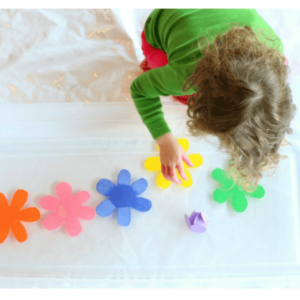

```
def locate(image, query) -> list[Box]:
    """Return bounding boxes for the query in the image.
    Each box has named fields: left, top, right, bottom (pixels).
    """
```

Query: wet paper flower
left=40, top=183, right=95, bottom=237
left=96, top=169, right=151, bottom=226
left=0, top=190, right=40, bottom=243
left=212, top=168, right=265, bottom=212
left=144, top=138, right=203, bottom=189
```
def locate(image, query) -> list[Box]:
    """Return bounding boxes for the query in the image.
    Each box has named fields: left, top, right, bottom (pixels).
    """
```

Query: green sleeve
left=130, top=64, right=191, bottom=140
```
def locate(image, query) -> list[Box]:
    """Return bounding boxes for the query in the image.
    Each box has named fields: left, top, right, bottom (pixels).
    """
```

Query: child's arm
left=130, top=65, right=194, bottom=183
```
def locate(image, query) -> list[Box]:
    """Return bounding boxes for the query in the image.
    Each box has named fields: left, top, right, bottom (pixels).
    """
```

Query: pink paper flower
left=40, top=182, right=95, bottom=237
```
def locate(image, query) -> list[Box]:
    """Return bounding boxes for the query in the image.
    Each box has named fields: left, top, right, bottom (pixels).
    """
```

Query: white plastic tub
left=0, top=9, right=300, bottom=288
left=0, top=103, right=300, bottom=288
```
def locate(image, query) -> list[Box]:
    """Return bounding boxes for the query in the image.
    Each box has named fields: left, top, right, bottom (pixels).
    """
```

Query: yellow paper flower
left=144, top=138, right=203, bottom=189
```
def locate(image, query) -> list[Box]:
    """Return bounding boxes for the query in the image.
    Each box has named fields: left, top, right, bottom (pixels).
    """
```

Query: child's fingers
left=166, top=166, right=172, bottom=181
left=182, top=153, right=194, bottom=167
left=169, top=165, right=182, bottom=184
left=177, top=162, right=188, bottom=181
left=162, top=164, right=170, bottom=181
left=162, top=164, right=166, bottom=176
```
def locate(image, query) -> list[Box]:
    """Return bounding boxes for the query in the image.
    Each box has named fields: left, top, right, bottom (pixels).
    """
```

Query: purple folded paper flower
left=185, top=211, right=209, bottom=233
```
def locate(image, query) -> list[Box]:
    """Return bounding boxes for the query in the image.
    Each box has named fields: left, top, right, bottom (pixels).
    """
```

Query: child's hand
left=156, top=133, right=193, bottom=184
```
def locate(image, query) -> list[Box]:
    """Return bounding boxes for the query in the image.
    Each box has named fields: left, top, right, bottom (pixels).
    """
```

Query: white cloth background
left=0, top=9, right=300, bottom=288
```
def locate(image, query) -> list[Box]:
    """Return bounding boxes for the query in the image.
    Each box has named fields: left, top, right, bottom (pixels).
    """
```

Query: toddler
left=130, top=9, right=296, bottom=190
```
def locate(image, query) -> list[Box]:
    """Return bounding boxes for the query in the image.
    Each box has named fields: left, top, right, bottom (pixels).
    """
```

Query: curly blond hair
left=183, top=24, right=296, bottom=191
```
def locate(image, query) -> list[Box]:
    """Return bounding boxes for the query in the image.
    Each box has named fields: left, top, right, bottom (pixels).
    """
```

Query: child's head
left=183, top=25, right=296, bottom=190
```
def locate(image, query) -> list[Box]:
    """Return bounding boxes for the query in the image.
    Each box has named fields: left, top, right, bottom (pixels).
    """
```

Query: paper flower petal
left=180, top=169, right=193, bottom=188
left=185, top=214, right=191, bottom=227
left=245, top=185, right=265, bottom=198
left=43, top=212, right=64, bottom=230
left=156, top=172, right=172, bottom=189
left=39, top=195, right=60, bottom=211
left=0, top=193, right=9, bottom=210
left=65, top=217, right=82, bottom=237
left=18, top=207, right=41, bottom=222
left=131, top=197, right=152, bottom=212
left=72, top=191, right=90, bottom=206
left=96, top=179, right=117, bottom=197
left=117, top=207, right=131, bottom=226
left=212, top=168, right=230, bottom=185
left=96, top=199, right=116, bottom=217
left=232, top=190, right=248, bottom=212
left=188, top=212, right=199, bottom=225
left=56, top=182, right=72, bottom=200
left=131, top=178, right=148, bottom=195
left=77, top=206, right=95, bottom=220
left=144, top=156, right=161, bottom=172
left=200, top=212, right=209, bottom=224
left=11, top=221, right=27, bottom=242
left=191, top=216, right=207, bottom=233
left=118, top=169, right=131, bottom=186
left=178, top=138, right=189, bottom=152
left=213, top=188, right=232, bottom=203
left=10, top=190, right=28, bottom=211
left=191, top=225, right=207, bottom=233
left=0, top=224, right=10, bottom=244
left=186, top=153, right=203, bottom=168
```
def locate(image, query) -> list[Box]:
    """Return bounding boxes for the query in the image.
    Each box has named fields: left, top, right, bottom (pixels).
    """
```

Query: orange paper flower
left=0, top=190, right=40, bottom=243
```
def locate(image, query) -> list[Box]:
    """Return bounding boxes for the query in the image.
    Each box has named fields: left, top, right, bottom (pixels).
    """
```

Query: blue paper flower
left=96, top=169, right=152, bottom=226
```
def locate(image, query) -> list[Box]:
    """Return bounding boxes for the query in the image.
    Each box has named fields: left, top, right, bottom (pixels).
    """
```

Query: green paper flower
left=212, top=168, right=265, bottom=212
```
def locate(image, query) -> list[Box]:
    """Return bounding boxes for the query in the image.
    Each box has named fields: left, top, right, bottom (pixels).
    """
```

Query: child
left=130, top=9, right=296, bottom=190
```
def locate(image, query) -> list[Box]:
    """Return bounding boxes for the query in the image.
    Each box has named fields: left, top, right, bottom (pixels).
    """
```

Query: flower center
left=57, top=206, right=67, bottom=218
